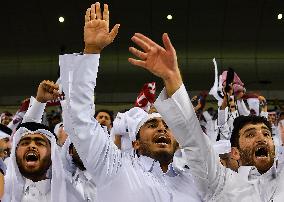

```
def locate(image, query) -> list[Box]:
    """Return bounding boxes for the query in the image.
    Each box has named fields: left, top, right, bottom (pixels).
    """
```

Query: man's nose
left=157, top=123, right=167, bottom=133
left=28, top=141, right=37, bottom=148
left=256, top=131, right=268, bottom=142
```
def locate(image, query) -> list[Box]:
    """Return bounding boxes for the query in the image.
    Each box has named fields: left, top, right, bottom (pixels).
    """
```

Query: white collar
left=138, top=155, right=177, bottom=176
left=238, top=164, right=277, bottom=181
left=24, top=178, right=51, bottom=195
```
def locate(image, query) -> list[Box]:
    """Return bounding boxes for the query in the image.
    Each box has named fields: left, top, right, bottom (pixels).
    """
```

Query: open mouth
left=153, top=135, right=171, bottom=146
left=254, top=146, right=268, bottom=159
left=25, top=151, right=39, bottom=163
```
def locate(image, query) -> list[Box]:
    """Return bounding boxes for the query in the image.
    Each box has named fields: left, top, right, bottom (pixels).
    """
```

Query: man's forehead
left=240, top=123, right=269, bottom=133
left=20, top=133, right=48, bottom=141
left=97, top=112, right=110, bottom=117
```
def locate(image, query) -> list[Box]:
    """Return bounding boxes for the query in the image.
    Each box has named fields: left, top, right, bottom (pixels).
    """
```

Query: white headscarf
left=135, top=113, right=162, bottom=136
left=3, top=126, right=67, bottom=202
left=61, top=137, right=76, bottom=173
left=111, top=108, right=162, bottom=152
left=54, top=122, right=63, bottom=138
left=111, top=107, right=147, bottom=152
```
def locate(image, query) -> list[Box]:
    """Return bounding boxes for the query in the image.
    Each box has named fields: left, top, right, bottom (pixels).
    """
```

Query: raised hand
left=128, top=33, right=182, bottom=96
left=36, top=80, right=60, bottom=103
left=258, top=95, right=267, bottom=112
left=84, top=2, right=120, bottom=54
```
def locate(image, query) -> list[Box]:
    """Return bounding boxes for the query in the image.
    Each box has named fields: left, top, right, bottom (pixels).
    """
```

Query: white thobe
left=22, top=178, right=51, bottom=202
left=217, top=107, right=238, bottom=140
left=202, top=111, right=218, bottom=142
left=154, top=83, right=284, bottom=202
left=65, top=168, right=97, bottom=201
left=59, top=54, right=202, bottom=202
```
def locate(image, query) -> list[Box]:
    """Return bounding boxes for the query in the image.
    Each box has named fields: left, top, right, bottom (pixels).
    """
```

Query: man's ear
left=230, top=147, right=240, bottom=161
left=132, top=140, right=140, bottom=151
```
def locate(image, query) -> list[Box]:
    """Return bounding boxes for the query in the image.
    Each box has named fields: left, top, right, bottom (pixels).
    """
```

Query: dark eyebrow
left=144, top=118, right=168, bottom=128
left=19, top=136, right=32, bottom=142
left=33, top=137, right=48, bottom=143
left=243, top=126, right=270, bottom=135
left=261, top=126, right=270, bottom=131
left=19, top=136, right=48, bottom=143
left=243, top=128, right=256, bottom=134
left=3, top=137, right=10, bottom=142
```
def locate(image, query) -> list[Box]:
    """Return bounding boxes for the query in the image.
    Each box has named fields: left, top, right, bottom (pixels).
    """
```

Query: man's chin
left=152, top=147, right=173, bottom=156
left=253, top=157, right=274, bottom=173
left=152, top=149, right=174, bottom=162
left=153, top=143, right=172, bottom=149
left=24, top=161, right=40, bottom=169
left=23, top=165, right=41, bottom=174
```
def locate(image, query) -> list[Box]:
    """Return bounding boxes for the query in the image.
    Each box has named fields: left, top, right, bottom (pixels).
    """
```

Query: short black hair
left=94, top=109, right=114, bottom=124
left=230, top=115, right=272, bottom=148
left=17, top=122, right=58, bottom=142
left=136, top=130, right=141, bottom=140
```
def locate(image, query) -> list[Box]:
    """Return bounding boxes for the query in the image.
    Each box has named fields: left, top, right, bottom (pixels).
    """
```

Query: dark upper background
left=0, top=0, right=284, bottom=105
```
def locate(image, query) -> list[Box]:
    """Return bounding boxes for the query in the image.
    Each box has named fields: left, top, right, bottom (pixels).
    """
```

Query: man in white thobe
left=2, top=81, right=85, bottom=202
left=58, top=2, right=202, bottom=202
left=127, top=29, right=284, bottom=201
left=15, top=80, right=98, bottom=202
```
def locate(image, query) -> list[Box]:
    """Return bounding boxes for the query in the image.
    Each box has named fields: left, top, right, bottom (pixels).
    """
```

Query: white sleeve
left=217, top=108, right=227, bottom=126
left=202, top=111, right=212, bottom=122
left=60, top=54, right=122, bottom=186
left=237, top=99, right=250, bottom=116
left=222, top=110, right=238, bottom=140
left=22, top=96, right=46, bottom=123
left=7, top=111, right=25, bottom=131
left=218, top=123, right=231, bottom=140
left=203, top=111, right=217, bottom=142
left=154, top=84, right=226, bottom=200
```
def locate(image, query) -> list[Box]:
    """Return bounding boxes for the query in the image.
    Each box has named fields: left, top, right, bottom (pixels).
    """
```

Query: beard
left=239, top=148, right=255, bottom=166
left=239, top=146, right=275, bottom=174
left=138, top=141, right=178, bottom=165
left=16, top=154, right=51, bottom=181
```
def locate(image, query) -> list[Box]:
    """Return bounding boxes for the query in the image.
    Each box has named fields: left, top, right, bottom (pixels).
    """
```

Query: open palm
left=128, top=33, right=179, bottom=81
left=84, top=3, right=119, bottom=53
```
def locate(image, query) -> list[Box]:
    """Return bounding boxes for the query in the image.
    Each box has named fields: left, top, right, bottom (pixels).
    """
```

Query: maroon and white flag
left=134, top=82, right=156, bottom=112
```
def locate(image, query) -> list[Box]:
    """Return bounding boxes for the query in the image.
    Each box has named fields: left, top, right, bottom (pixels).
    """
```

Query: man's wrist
left=84, top=45, right=101, bottom=54
left=163, top=70, right=182, bottom=97
left=35, top=96, right=46, bottom=103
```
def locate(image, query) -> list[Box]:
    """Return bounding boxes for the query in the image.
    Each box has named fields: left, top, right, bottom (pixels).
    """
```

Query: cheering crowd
left=0, top=2, right=283, bottom=202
